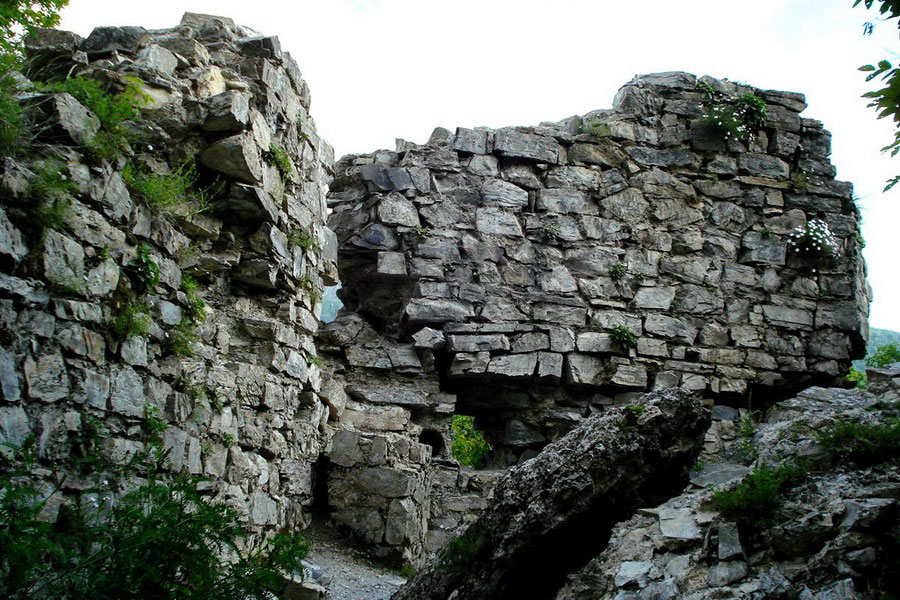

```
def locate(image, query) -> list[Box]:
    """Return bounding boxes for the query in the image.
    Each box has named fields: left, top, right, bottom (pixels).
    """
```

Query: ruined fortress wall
left=0, top=14, right=335, bottom=533
left=0, top=13, right=873, bottom=571
left=327, top=72, right=870, bottom=466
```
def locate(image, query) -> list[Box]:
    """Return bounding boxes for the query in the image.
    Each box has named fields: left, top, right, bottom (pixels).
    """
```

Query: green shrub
left=289, top=228, right=319, bottom=252
left=407, top=225, right=431, bottom=240
left=713, top=462, right=807, bottom=527
left=0, top=450, right=309, bottom=600
left=125, top=243, right=160, bottom=293
left=123, top=158, right=207, bottom=212
left=538, top=222, right=561, bottom=242
left=625, top=404, right=646, bottom=418
left=450, top=415, right=491, bottom=468
left=111, top=301, right=151, bottom=341
left=168, top=318, right=199, bottom=357
left=846, top=366, right=868, bottom=389
left=181, top=275, right=207, bottom=324
left=268, top=143, right=292, bottom=182
left=29, top=159, right=75, bottom=231
left=610, top=325, right=637, bottom=351
left=866, top=343, right=900, bottom=368
left=816, top=418, right=900, bottom=466
left=608, top=262, right=627, bottom=281
left=585, top=121, right=610, bottom=137
left=439, top=534, right=489, bottom=571
left=44, top=75, right=143, bottom=131
left=42, top=75, right=148, bottom=159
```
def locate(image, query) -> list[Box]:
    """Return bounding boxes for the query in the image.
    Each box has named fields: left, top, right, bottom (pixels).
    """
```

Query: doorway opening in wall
left=450, top=414, right=492, bottom=468
left=311, top=455, right=331, bottom=516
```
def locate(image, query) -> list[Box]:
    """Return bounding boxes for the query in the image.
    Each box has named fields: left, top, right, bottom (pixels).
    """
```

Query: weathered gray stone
left=611, top=364, right=648, bottom=389
left=718, top=521, right=743, bottom=560
left=81, top=25, right=148, bottom=54
left=739, top=153, right=790, bottom=178
left=0, top=405, right=30, bottom=451
left=707, top=560, right=749, bottom=586
left=203, top=90, right=250, bottom=132
left=615, top=561, right=653, bottom=588
left=43, top=232, right=85, bottom=291
left=658, top=507, right=702, bottom=541
left=486, top=353, right=538, bottom=379
left=109, top=366, right=146, bottom=417
left=565, top=353, right=604, bottom=385
left=482, top=179, right=528, bottom=208
left=0, top=208, right=27, bottom=264
left=448, top=334, right=510, bottom=353
left=633, top=287, right=676, bottom=310
left=511, top=332, right=549, bottom=353
left=341, top=401, right=409, bottom=431
left=200, top=133, right=264, bottom=183
left=0, top=346, right=20, bottom=402
left=352, top=223, right=399, bottom=250
left=30, top=93, right=100, bottom=147
left=576, top=332, right=614, bottom=353
left=360, top=164, right=415, bottom=192
left=23, top=351, right=68, bottom=402
left=136, top=44, right=178, bottom=76
left=475, top=207, right=523, bottom=237
left=377, top=251, right=407, bottom=276
left=762, top=305, right=813, bottom=329
left=358, top=467, right=417, bottom=497
left=493, top=129, right=560, bottom=163
left=601, top=188, right=649, bottom=224
left=405, top=298, right=475, bottom=324
left=536, top=189, right=596, bottom=215
left=452, top=127, right=488, bottom=154
left=412, top=327, right=445, bottom=350
left=644, top=314, right=698, bottom=344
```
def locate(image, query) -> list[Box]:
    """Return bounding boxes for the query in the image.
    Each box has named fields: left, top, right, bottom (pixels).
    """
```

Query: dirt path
left=305, top=520, right=408, bottom=600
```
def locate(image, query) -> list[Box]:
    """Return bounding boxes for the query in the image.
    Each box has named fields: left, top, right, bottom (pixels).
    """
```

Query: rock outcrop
left=0, top=13, right=334, bottom=535
left=556, top=365, right=900, bottom=600
left=393, top=389, right=711, bottom=600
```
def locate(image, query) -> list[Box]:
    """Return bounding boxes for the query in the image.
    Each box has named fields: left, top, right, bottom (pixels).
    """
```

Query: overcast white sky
left=59, top=0, right=900, bottom=332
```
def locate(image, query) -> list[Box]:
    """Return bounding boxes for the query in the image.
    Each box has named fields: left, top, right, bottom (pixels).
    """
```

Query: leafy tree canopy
left=856, top=0, right=900, bottom=190
left=0, top=0, right=68, bottom=55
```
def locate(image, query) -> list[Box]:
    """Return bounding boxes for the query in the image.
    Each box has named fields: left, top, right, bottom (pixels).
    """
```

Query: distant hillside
left=853, top=327, right=900, bottom=369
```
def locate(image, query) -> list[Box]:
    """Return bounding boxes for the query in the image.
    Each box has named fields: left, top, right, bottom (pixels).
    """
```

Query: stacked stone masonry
left=0, top=14, right=336, bottom=537
left=328, top=71, right=870, bottom=466
left=0, top=11, right=875, bottom=579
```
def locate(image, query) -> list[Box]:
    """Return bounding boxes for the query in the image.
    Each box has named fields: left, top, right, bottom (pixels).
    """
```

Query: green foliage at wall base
left=713, top=462, right=807, bottom=528
left=0, top=444, right=309, bottom=600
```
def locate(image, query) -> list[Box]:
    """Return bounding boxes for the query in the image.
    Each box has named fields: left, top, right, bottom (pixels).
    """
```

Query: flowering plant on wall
left=787, top=219, right=840, bottom=271
left=698, top=81, right=768, bottom=141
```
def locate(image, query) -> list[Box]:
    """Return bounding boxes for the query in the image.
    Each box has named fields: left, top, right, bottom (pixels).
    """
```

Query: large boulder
left=393, top=389, right=710, bottom=600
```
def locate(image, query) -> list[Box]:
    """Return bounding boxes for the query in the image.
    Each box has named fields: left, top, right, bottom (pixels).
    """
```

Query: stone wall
left=0, top=14, right=335, bottom=534
left=317, top=313, right=454, bottom=564
left=327, top=71, right=870, bottom=465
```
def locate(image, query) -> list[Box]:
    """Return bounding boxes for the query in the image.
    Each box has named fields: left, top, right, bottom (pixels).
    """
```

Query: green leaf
left=860, top=64, right=877, bottom=71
